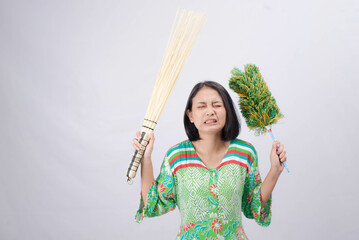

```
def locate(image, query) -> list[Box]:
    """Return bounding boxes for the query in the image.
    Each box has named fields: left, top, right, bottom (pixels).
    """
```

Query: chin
left=199, top=126, right=224, bottom=135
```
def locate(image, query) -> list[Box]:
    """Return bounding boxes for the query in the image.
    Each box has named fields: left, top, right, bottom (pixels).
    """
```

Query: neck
left=192, top=133, right=228, bottom=155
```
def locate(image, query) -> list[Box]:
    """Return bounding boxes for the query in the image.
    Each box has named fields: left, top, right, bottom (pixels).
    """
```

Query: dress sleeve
left=241, top=147, right=272, bottom=227
left=135, top=152, right=176, bottom=223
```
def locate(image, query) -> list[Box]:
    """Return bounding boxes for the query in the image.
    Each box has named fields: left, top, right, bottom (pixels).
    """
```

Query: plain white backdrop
left=1, top=0, right=358, bottom=239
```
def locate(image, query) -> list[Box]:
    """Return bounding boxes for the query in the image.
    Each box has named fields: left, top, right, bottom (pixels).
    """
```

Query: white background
left=1, top=0, right=358, bottom=239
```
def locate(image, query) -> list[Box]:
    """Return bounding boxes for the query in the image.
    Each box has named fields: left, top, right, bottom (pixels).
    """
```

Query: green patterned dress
left=135, top=139, right=272, bottom=240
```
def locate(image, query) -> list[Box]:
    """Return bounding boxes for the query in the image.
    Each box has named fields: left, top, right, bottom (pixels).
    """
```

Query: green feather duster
left=229, top=64, right=284, bottom=135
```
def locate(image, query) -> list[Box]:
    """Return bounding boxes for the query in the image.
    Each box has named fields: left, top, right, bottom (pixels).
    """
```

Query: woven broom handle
left=126, top=131, right=151, bottom=183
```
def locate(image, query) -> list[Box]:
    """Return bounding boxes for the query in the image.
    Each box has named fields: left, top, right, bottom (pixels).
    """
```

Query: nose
left=206, top=107, right=215, bottom=116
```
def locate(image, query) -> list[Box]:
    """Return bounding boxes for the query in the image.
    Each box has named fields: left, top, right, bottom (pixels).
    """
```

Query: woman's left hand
left=270, top=140, right=287, bottom=174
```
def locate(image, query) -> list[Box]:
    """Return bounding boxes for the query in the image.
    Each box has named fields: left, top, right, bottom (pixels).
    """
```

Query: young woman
left=133, top=81, right=287, bottom=239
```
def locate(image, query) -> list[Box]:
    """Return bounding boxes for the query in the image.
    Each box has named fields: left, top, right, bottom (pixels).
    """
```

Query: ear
left=186, top=109, right=193, bottom=123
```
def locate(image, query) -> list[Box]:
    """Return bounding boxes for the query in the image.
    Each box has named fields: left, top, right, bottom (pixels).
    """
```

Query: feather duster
left=229, top=64, right=289, bottom=172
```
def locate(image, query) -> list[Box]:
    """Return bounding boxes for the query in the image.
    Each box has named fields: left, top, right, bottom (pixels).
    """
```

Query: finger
left=277, top=144, right=284, bottom=155
left=133, top=142, right=140, bottom=151
left=279, top=150, right=286, bottom=159
left=133, top=137, right=141, bottom=145
left=136, top=131, right=141, bottom=138
left=133, top=137, right=143, bottom=148
left=272, top=140, right=280, bottom=151
left=279, top=144, right=284, bottom=152
left=280, top=156, right=287, bottom=163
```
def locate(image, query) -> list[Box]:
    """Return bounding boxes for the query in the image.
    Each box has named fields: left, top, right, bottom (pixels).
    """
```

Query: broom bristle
left=229, top=64, right=284, bottom=135
left=144, top=9, right=206, bottom=129
left=127, top=9, right=206, bottom=182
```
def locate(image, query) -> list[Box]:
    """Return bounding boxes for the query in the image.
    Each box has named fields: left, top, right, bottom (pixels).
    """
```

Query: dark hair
left=183, top=81, right=241, bottom=141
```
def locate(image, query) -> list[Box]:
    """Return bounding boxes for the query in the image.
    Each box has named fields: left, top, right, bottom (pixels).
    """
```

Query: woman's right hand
left=133, top=131, right=155, bottom=162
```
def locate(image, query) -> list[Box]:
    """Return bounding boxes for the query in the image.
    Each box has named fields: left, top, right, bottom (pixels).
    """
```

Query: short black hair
left=183, top=81, right=241, bottom=141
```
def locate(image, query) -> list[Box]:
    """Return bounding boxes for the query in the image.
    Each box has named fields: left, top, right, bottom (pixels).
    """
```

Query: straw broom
left=229, top=64, right=290, bottom=172
left=126, top=9, right=207, bottom=183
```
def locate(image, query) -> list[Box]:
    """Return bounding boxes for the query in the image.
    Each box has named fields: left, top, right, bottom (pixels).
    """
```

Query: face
left=186, top=86, right=226, bottom=137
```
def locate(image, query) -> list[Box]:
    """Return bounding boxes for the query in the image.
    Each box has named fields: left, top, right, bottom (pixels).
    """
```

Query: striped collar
left=167, top=139, right=255, bottom=174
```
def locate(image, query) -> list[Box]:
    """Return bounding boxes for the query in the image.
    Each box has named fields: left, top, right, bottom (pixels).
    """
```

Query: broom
left=126, top=9, right=207, bottom=183
left=229, top=64, right=290, bottom=173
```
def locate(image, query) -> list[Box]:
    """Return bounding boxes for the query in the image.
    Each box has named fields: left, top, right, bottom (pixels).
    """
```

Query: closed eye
left=212, top=101, right=223, bottom=108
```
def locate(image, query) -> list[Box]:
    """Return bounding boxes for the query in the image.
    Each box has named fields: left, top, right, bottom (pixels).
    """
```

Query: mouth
left=204, top=119, right=217, bottom=124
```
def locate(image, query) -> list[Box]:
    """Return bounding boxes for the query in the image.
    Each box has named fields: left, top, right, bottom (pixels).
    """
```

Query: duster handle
left=268, top=128, right=290, bottom=173
left=126, top=131, right=151, bottom=183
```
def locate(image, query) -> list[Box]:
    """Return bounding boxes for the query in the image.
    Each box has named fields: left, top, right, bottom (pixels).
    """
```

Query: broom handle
left=268, top=129, right=290, bottom=173
left=126, top=131, right=151, bottom=183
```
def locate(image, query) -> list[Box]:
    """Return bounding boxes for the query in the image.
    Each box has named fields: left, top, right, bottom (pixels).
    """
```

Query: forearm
left=141, top=157, right=155, bottom=204
left=260, top=168, right=281, bottom=208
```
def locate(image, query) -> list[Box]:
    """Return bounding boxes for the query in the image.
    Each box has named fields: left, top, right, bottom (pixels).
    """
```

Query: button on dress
left=135, top=139, right=272, bottom=240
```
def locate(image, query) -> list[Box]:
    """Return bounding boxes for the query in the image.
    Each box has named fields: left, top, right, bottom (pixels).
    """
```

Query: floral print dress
left=135, top=139, right=272, bottom=240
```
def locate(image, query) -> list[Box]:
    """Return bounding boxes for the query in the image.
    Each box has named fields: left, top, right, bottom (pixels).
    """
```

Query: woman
left=133, top=81, right=287, bottom=239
